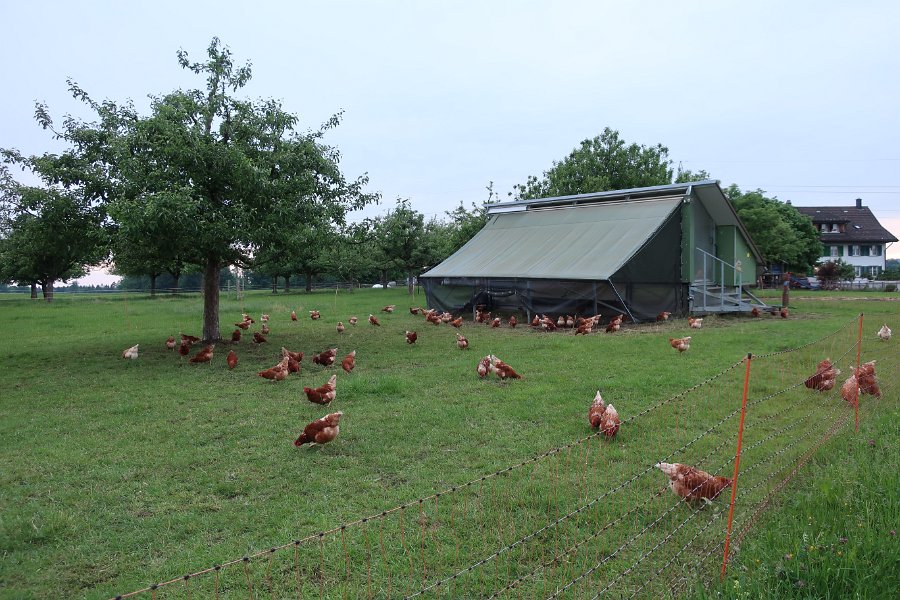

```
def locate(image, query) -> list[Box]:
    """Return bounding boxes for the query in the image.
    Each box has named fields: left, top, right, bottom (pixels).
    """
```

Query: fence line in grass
left=111, top=314, right=895, bottom=599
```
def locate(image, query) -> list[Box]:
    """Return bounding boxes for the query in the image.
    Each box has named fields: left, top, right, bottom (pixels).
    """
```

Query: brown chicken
left=477, top=355, right=492, bottom=378
left=855, top=360, right=881, bottom=398
left=258, top=356, right=289, bottom=381
left=574, top=322, right=593, bottom=336
left=260, top=323, right=270, bottom=335
left=312, top=348, right=337, bottom=367
left=341, top=350, right=356, bottom=374
left=508, top=315, right=517, bottom=328
left=382, top=305, right=395, bottom=313
left=179, top=341, right=190, bottom=357
left=290, top=310, right=297, bottom=321
left=231, top=329, right=241, bottom=342
left=281, top=347, right=304, bottom=363
left=669, top=336, right=691, bottom=353
left=348, top=316, right=358, bottom=325
left=165, top=336, right=176, bottom=350
left=541, top=316, right=557, bottom=331
left=531, top=315, right=541, bottom=327
left=252, top=332, right=268, bottom=344
left=688, top=317, right=703, bottom=329
left=235, top=320, right=251, bottom=330
left=304, top=374, right=337, bottom=404
left=491, top=317, right=501, bottom=328
left=450, top=316, right=463, bottom=328
left=189, top=344, right=215, bottom=364
left=456, top=333, right=469, bottom=349
left=557, top=315, right=566, bottom=329
left=294, top=411, right=343, bottom=447
left=410, top=306, right=423, bottom=315
left=181, top=333, right=201, bottom=345
left=309, top=310, right=321, bottom=320
left=780, top=307, right=789, bottom=318
left=122, top=344, right=139, bottom=360
left=804, top=358, right=841, bottom=391
left=588, top=390, right=607, bottom=428
left=491, top=356, right=523, bottom=380
left=840, top=374, right=859, bottom=406
left=750, top=307, right=761, bottom=318
left=405, top=331, right=417, bottom=344
left=226, top=350, right=238, bottom=369
left=368, top=314, right=381, bottom=326
left=261, top=313, right=269, bottom=323
left=288, top=357, right=301, bottom=374
left=605, top=320, right=621, bottom=333
left=588, top=391, right=620, bottom=438
left=242, top=313, right=255, bottom=324
left=656, top=311, right=671, bottom=322
left=655, top=462, right=732, bottom=503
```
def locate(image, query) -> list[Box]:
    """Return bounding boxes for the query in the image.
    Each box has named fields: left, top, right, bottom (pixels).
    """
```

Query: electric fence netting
left=114, top=315, right=895, bottom=599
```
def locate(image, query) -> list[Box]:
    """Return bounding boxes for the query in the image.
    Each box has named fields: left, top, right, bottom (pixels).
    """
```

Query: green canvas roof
left=421, top=196, right=683, bottom=280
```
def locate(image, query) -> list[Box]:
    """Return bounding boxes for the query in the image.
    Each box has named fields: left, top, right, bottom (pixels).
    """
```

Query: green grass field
left=0, top=288, right=896, bottom=599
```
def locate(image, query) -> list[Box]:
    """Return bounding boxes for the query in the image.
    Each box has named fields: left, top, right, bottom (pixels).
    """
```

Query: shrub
left=885, top=284, right=897, bottom=292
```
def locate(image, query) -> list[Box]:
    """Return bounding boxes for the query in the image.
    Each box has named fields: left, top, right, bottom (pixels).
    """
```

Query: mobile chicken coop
left=420, top=180, right=767, bottom=322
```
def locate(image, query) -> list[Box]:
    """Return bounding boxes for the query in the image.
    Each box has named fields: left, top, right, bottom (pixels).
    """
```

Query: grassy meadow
left=0, top=288, right=896, bottom=599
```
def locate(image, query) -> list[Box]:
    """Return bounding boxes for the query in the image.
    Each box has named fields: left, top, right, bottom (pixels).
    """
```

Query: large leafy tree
left=512, top=127, right=674, bottom=199
left=724, top=185, right=822, bottom=271
left=33, top=38, right=375, bottom=339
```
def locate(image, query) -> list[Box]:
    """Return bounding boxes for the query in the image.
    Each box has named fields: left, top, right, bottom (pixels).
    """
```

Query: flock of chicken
left=119, top=306, right=891, bottom=505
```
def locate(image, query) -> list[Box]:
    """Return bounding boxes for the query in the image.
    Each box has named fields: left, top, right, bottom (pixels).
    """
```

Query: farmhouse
left=421, top=180, right=766, bottom=321
left=794, top=199, right=897, bottom=278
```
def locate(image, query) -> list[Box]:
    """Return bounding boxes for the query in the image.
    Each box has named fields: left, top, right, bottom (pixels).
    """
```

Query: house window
left=851, top=245, right=861, bottom=256
left=860, top=245, right=870, bottom=256
left=829, top=245, right=839, bottom=257
left=820, top=223, right=828, bottom=233
left=854, top=266, right=862, bottom=278
left=872, top=245, right=882, bottom=256
left=870, top=266, right=881, bottom=277
left=831, top=223, right=840, bottom=233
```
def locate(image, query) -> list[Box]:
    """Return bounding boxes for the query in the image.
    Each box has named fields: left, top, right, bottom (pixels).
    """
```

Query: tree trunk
left=172, top=272, right=181, bottom=292
left=271, top=276, right=278, bottom=294
left=381, top=269, right=387, bottom=288
left=284, top=275, right=291, bottom=293
left=30, top=282, right=37, bottom=299
left=150, top=273, right=157, bottom=297
left=42, top=280, right=54, bottom=303
left=407, top=269, right=414, bottom=295
left=305, top=270, right=313, bottom=292
left=202, top=257, right=221, bottom=342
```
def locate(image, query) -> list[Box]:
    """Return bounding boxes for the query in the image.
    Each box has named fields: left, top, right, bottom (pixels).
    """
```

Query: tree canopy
left=724, top=185, right=822, bottom=271
left=11, top=38, right=377, bottom=336
left=512, top=128, right=674, bottom=200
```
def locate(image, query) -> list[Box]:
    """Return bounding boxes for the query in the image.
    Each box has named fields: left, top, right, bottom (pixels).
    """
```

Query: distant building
left=795, top=199, right=897, bottom=278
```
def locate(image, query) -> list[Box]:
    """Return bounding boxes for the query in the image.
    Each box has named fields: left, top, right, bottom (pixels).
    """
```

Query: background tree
left=442, top=181, right=500, bottom=254
left=816, top=259, right=855, bottom=289
left=724, top=185, right=822, bottom=271
left=512, top=127, right=674, bottom=199
left=0, top=168, right=107, bottom=301
left=37, top=38, right=376, bottom=339
left=375, top=198, right=438, bottom=295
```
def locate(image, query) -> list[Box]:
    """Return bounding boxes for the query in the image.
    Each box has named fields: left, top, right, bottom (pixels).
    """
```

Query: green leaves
left=512, top=127, right=674, bottom=200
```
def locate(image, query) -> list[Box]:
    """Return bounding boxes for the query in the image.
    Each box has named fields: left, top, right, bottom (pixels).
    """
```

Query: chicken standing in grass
left=450, top=316, right=463, bottom=328
left=780, top=307, right=789, bottom=318
left=669, top=336, right=691, bottom=353
left=588, top=391, right=620, bottom=438
left=309, top=310, right=321, bottom=320
left=804, top=358, right=841, bottom=392
left=750, top=307, right=761, bottom=318
left=165, top=336, right=177, bottom=350
left=181, top=333, right=201, bottom=346
left=508, top=315, right=517, bottom=328
left=477, top=355, right=492, bottom=378
left=258, top=356, right=289, bottom=381
left=226, top=350, right=238, bottom=370
left=855, top=360, right=881, bottom=398
left=122, top=344, right=139, bottom=359
left=281, top=347, right=304, bottom=363
left=456, top=333, right=469, bottom=349
left=490, top=356, right=523, bottom=380
left=341, top=350, right=356, bottom=374
left=369, top=314, right=381, bottom=326
left=304, top=374, right=337, bottom=404
left=491, top=317, right=501, bottom=328
left=655, top=462, right=732, bottom=503
left=260, top=323, right=270, bottom=335
left=290, top=310, right=297, bottom=321
left=179, top=341, right=190, bottom=358
left=189, top=344, right=215, bottom=364
left=261, top=313, right=269, bottom=323
left=235, top=320, right=251, bottom=330
left=231, top=329, right=241, bottom=342
left=349, top=316, right=358, bottom=325
left=656, top=311, right=671, bottom=322
left=688, top=317, right=703, bottom=329
left=382, top=305, right=395, bottom=313
left=294, top=411, right=343, bottom=447
left=312, top=348, right=337, bottom=367
left=405, top=331, right=417, bottom=344
left=336, top=321, right=345, bottom=334
left=877, top=324, right=891, bottom=341
left=252, top=332, right=268, bottom=344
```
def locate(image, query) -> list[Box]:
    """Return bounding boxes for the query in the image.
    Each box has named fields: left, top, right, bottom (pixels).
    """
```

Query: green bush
left=885, top=284, right=897, bottom=292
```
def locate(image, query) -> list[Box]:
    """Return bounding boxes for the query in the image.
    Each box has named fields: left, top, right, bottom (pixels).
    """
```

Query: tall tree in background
left=724, top=185, right=822, bottom=271
left=512, top=128, right=674, bottom=199
left=30, top=38, right=375, bottom=339
left=375, top=198, right=437, bottom=295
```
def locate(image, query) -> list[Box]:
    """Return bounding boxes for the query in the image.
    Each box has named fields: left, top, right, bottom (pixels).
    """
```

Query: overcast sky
left=2, top=1, right=899, bottom=284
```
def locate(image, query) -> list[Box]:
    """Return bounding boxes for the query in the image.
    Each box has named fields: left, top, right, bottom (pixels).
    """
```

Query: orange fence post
left=721, top=353, right=752, bottom=581
left=855, top=313, right=864, bottom=432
